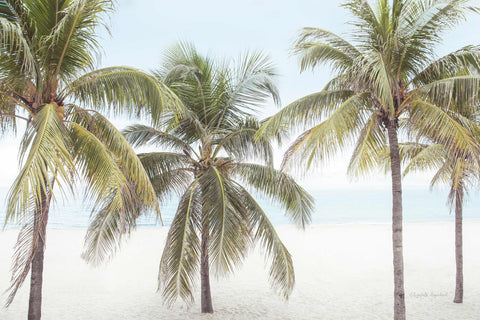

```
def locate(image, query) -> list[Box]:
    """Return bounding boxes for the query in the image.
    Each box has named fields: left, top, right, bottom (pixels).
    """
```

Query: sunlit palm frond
left=412, top=45, right=480, bottom=86
left=257, top=89, right=355, bottom=140
left=408, top=99, right=480, bottom=164
left=67, top=67, right=181, bottom=124
left=69, top=122, right=134, bottom=264
left=6, top=104, right=73, bottom=223
left=348, top=115, right=387, bottom=177
left=70, top=110, right=159, bottom=208
left=282, top=92, right=370, bottom=171
left=414, top=75, right=480, bottom=107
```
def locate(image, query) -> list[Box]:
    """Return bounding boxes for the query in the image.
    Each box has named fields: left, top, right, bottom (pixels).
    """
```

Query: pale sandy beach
left=1, top=221, right=480, bottom=319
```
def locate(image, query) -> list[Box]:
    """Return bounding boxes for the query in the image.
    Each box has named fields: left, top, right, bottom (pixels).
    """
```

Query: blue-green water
left=0, top=187, right=478, bottom=229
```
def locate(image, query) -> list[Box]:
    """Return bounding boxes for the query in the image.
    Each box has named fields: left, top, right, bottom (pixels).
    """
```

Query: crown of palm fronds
left=258, top=0, right=480, bottom=177
left=121, top=43, right=314, bottom=306
left=0, top=0, right=182, bottom=306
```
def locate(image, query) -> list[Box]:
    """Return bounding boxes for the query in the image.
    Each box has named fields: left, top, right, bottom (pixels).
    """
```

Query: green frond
left=347, top=115, right=387, bottom=177
left=401, top=143, right=447, bottom=177
left=229, top=50, right=280, bottom=109
left=214, top=119, right=274, bottom=165
left=70, top=110, right=159, bottom=209
left=408, top=99, right=480, bottom=164
left=159, top=181, right=201, bottom=306
left=412, top=45, right=480, bottom=86
left=199, top=168, right=250, bottom=277
left=138, top=152, right=193, bottom=201
left=233, top=163, right=313, bottom=228
left=0, top=16, right=36, bottom=77
left=69, top=122, right=147, bottom=265
left=282, top=92, right=370, bottom=171
left=67, top=67, right=182, bottom=125
left=123, top=124, right=195, bottom=154
left=414, top=75, right=480, bottom=107
left=257, top=90, right=355, bottom=140
left=6, top=104, right=73, bottom=223
left=234, top=182, right=294, bottom=299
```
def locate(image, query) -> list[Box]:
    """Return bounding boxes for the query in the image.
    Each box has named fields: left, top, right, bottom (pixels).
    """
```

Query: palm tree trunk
left=386, top=121, right=406, bottom=320
left=453, top=187, right=463, bottom=303
left=200, top=216, right=213, bottom=313
left=28, top=188, right=50, bottom=320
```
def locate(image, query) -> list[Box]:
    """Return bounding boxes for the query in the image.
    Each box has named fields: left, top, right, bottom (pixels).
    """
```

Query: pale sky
left=1, top=0, right=480, bottom=191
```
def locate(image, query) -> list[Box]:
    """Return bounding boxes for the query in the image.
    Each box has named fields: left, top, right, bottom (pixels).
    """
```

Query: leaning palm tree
left=258, top=1, right=480, bottom=319
left=121, top=43, right=314, bottom=313
left=0, top=1, right=179, bottom=319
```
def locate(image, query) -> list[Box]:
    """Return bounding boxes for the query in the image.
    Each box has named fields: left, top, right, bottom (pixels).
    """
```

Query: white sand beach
left=1, top=221, right=480, bottom=319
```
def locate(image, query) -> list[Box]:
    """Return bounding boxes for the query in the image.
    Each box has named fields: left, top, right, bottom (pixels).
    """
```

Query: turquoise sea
left=0, top=187, right=478, bottom=229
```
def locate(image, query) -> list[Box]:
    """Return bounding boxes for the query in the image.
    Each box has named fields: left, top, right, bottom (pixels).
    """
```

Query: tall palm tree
left=120, top=43, right=314, bottom=313
left=0, top=1, right=179, bottom=319
left=387, top=102, right=480, bottom=303
left=258, top=1, right=480, bottom=319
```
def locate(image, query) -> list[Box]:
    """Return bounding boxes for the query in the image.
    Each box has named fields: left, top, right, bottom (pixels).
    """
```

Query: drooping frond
left=234, top=181, right=294, bottom=299
left=257, top=89, right=355, bottom=140
left=348, top=114, right=388, bottom=177
left=233, top=163, right=313, bottom=228
left=199, top=167, right=251, bottom=277
left=414, top=75, right=480, bottom=107
left=0, top=15, right=36, bottom=77
left=70, top=110, right=160, bottom=208
left=6, top=104, right=73, bottom=223
left=282, top=92, right=370, bottom=171
left=69, top=122, right=146, bottom=265
left=159, top=181, right=201, bottom=306
left=408, top=99, right=480, bottom=165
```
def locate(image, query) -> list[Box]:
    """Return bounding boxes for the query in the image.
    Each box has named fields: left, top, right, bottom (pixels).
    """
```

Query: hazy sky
left=1, top=0, right=480, bottom=190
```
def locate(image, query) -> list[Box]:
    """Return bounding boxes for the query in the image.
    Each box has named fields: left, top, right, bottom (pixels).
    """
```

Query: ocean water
left=0, top=187, right=478, bottom=229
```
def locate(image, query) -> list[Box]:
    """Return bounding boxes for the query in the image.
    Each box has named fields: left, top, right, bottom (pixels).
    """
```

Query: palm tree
left=0, top=1, right=179, bottom=319
left=388, top=102, right=480, bottom=303
left=258, top=1, right=480, bottom=319
left=121, top=43, right=314, bottom=313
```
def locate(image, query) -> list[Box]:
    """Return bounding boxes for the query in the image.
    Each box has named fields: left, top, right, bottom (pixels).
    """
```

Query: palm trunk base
left=201, top=219, right=213, bottom=313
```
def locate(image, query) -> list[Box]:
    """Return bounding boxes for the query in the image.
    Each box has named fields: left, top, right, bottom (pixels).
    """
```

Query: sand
left=1, top=221, right=480, bottom=319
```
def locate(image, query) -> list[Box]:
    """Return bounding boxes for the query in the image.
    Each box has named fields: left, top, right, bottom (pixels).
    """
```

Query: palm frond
left=67, top=67, right=181, bottom=125
left=233, top=163, right=313, bottom=228
left=235, top=182, right=294, bottom=299
left=159, top=181, right=201, bottom=306
left=6, top=104, right=73, bottom=223
left=199, top=168, right=250, bottom=277
left=348, top=114, right=388, bottom=177
left=257, top=89, right=355, bottom=140
left=282, top=92, right=370, bottom=171
left=123, top=124, right=195, bottom=154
